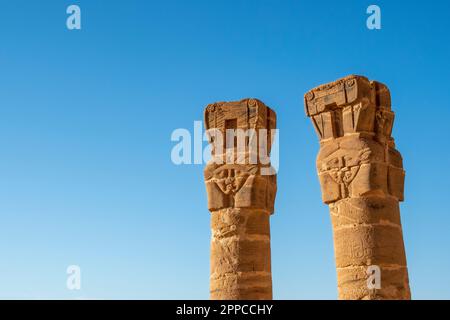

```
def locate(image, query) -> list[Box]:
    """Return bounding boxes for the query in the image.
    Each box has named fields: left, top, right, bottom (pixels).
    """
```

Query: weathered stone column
left=203, top=99, right=277, bottom=300
left=304, top=75, right=411, bottom=300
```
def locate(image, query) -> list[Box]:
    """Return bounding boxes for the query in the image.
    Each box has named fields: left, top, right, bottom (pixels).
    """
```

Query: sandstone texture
left=204, top=99, right=277, bottom=300
left=304, top=75, right=411, bottom=300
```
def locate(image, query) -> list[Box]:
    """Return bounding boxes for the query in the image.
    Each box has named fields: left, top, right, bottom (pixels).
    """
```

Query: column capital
left=204, top=99, right=277, bottom=214
left=304, top=75, right=393, bottom=145
left=304, top=75, right=405, bottom=204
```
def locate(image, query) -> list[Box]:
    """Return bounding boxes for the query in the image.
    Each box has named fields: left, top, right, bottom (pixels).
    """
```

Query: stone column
left=304, top=75, right=411, bottom=300
left=203, top=99, right=277, bottom=300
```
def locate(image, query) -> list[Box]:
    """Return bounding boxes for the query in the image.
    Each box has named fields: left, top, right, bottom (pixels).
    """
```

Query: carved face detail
left=212, top=165, right=257, bottom=195
left=319, top=147, right=371, bottom=198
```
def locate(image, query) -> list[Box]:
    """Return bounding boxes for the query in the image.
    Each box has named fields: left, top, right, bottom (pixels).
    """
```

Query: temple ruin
left=304, top=75, right=411, bottom=299
left=203, top=99, right=277, bottom=300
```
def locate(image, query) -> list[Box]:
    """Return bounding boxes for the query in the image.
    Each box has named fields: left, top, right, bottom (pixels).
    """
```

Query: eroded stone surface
left=304, top=75, right=411, bottom=300
left=204, top=99, right=277, bottom=300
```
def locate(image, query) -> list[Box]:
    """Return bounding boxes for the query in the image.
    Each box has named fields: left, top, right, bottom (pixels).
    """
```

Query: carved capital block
left=204, top=98, right=277, bottom=158
left=305, top=75, right=395, bottom=142
left=316, top=136, right=405, bottom=203
left=204, top=163, right=277, bottom=213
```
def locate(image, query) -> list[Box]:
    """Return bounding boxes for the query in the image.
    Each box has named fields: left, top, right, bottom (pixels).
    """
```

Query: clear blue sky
left=0, top=0, right=449, bottom=299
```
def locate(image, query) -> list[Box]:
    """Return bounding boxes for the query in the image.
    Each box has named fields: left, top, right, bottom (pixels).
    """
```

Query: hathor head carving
left=304, top=76, right=405, bottom=204
left=203, top=99, right=278, bottom=214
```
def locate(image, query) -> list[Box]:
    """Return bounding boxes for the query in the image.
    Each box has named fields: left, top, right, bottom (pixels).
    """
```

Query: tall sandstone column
left=203, top=99, right=277, bottom=300
left=304, top=75, right=411, bottom=300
